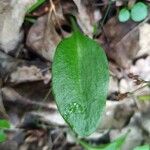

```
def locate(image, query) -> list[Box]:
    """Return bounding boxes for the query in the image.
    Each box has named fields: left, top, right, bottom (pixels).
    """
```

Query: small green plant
left=138, top=95, right=150, bottom=101
left=79, top=133, right=127, bottom=150
left=0, top=119, right=10, bottom=142
left=27, top=0, right=46, bottom=14
left=133, top=144, right=150, bottom=150
left=0, top=130, right=7, bottom=143
left=118, top=2, right=148, bottom=22
left=118, top=8, right=130, bottom=22
left=52, top=17, right=109, bottom=136
left=131, top=2, right=148, bottom=22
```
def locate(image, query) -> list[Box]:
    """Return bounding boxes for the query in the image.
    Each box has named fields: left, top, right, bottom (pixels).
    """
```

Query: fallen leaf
left=0, top=0, right=36, bottom=53
left=100, top=17, right=140, bottom=68
left=0, top=51, right=51, bottom=84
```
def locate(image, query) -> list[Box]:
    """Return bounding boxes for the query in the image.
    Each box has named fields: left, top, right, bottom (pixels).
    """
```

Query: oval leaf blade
left=131, top=2, right=148, bottom=22
left=118, top=8, right=130, bottom=22
left=52, top=30, right=109, bottom=136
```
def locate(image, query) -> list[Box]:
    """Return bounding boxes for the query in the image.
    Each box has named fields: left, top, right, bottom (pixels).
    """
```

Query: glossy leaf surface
left=52, top=21, right=109, bottom=136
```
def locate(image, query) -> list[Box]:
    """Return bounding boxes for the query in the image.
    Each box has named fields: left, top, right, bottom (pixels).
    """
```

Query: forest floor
left=0, top=0, right=150, bottom=150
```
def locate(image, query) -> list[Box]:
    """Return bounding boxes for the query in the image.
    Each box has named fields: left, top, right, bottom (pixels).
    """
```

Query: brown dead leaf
left=26, top=0, right=68, bottom=62
left=10, top=65, right=50, bottom=84
left=0, top=51, right=51, bottom=84
left=100, top=17, right=140, bottom=68
left=26, top=0, right=102, bottom=59
left=8, top=81, right=52, bottom=103
left=2, top=85, right=54, bottom=113
left=72, top=0, right=102, bottom=37
left=26, top=14, right=61, bottom=62
left=60, top=0, right=78, bottom=16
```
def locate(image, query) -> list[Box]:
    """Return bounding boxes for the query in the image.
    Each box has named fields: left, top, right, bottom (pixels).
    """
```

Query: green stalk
left=70, top=16, right=80, bottom=33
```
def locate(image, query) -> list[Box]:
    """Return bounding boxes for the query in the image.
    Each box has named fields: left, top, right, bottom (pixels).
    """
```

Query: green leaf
left=118, top=8, right=130, bottom=22
left=79, top=133, right=127, bottom=150
left=0, top=130, right=7, bottom=143
left=52, top=18, right=109, bottom=136
left=131, top=2, right=148, bottom=22
left=133, top=144, right=150, bottom=150
left=0, top=119, right=10, bottom=129
left=27, top=0, right=46, bottom=14
left=138, top=95, right=150, bottom=101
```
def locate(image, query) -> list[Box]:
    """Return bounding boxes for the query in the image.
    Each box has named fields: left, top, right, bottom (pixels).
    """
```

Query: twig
left=128, top=82, right=150, bottom=95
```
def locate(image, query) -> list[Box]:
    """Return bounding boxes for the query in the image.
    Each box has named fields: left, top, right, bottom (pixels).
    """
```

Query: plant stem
left=70, top=16, right=80, bottom=33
